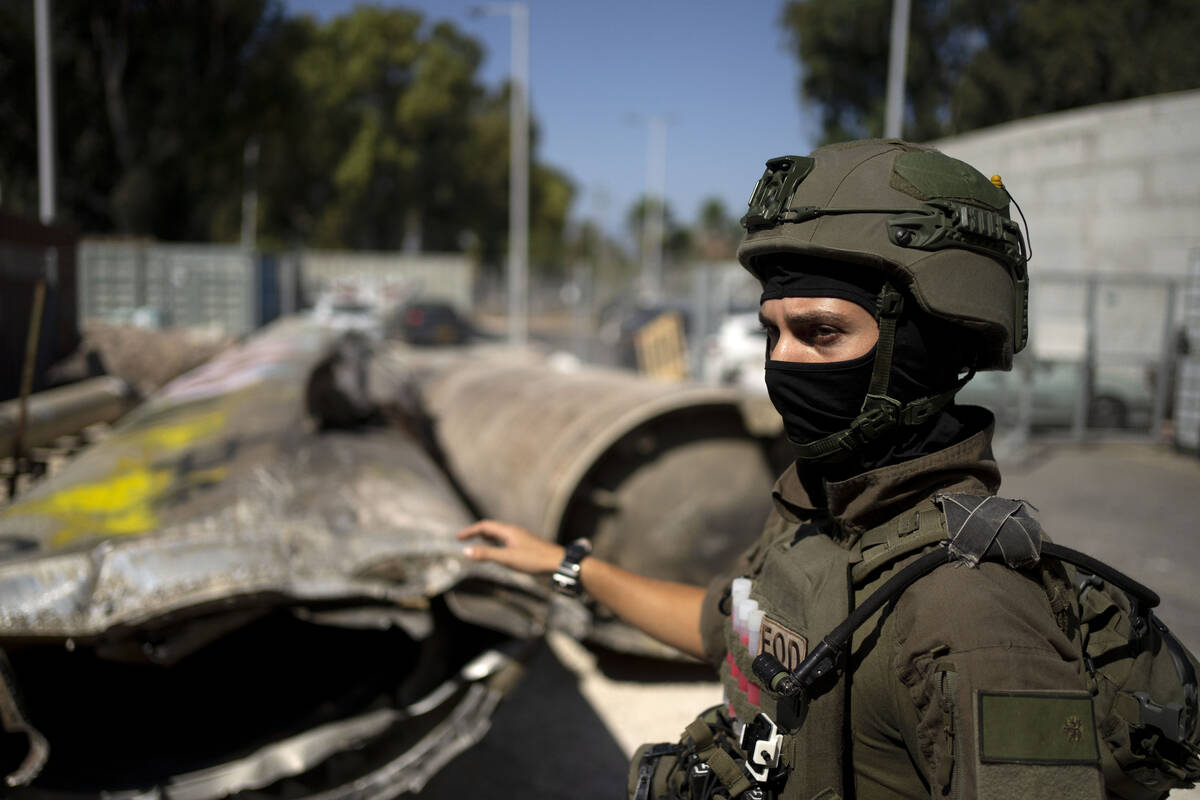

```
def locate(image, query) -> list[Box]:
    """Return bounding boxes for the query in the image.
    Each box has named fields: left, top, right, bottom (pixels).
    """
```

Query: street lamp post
left=34, top=0, right=56, bottom=224
left=628, top=113, right=669, bottom=301
left=883, top=0, right=911, bottom=139
left=473, top=3, right=529, bottom=347
left=642, top=115, right=668, bottom=301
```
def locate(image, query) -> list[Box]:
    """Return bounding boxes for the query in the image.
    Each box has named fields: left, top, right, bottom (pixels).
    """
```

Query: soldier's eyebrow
left=760, top=309, right=857, bottom=328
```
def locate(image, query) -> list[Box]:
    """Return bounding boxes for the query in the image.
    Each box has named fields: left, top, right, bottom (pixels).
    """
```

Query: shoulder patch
left=978, top=691, right=1100, bottom=765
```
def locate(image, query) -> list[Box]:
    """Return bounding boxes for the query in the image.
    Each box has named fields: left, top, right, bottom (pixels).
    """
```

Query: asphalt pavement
left=418, top=440, right=1200, bottom=800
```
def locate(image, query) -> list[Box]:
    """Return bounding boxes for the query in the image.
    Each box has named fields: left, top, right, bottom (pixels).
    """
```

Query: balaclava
left=758, top=256, right=982, bottom=481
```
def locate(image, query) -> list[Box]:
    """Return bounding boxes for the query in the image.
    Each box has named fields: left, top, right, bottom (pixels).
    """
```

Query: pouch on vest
left=626, top=704, right=752, bottom=800
left=1075, top=569, right=1200, bottom=799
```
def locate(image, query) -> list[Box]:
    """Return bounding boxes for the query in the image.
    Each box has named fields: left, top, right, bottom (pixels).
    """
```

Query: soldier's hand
left=457, top=519, right=565, bottom=575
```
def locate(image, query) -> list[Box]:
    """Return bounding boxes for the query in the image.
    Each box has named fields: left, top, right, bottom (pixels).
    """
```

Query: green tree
left=693, top=196, right=741, bottom=260
left=283, top=9, right=486, bottom=250
left=0, top=2, right=574, bottom=274
left=782, top=0, right=1200, bottom=142
left=0, top=0, right=296, bottom=238
left=626, top=194, right=691, bottom=266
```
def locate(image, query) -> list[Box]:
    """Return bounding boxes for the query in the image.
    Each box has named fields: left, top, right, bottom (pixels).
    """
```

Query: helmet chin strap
left=789, top=282, right=973, bottom=462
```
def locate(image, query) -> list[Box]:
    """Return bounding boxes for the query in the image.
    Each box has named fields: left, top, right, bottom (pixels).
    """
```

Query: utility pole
left=16, top=0, right=57, bottom=498
left=883, top=0, right=911, bottom=139
left=631, top=114, right=669, bottom=301
left=241, top=137, right=260, bottom=252
left=34, top=0, right=56, bottom=224
left=473, top=3, right=529, bottom=347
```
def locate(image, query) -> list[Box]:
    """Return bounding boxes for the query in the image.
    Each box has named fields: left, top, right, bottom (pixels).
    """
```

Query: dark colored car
left=389, top=302, right=484, bottom=346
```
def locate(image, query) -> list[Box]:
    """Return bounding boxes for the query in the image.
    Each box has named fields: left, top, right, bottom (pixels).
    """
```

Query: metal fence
left=79, top=241, right=258, bottom=333
left=511, top=261, right=1190, bottom=451
left=75, top=237, right=1192, bottom=452
left=1026, top=271, right=1182, bottom=439
left=77, top=242, right=475, bottom=335
left=1175, top=250, right=1200, bottom=453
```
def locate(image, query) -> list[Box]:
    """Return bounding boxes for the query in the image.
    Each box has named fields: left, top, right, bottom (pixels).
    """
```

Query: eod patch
left=759, top=615, right=807, bottom=672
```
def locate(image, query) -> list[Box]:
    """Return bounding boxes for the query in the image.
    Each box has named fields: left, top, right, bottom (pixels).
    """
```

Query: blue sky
left=282, top=0, right=819, bottom=241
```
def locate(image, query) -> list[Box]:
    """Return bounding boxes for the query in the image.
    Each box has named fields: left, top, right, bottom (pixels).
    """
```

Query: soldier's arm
left=891, top=561, right=1105, bottom=800
left=458, top=519, right=706, bottom=659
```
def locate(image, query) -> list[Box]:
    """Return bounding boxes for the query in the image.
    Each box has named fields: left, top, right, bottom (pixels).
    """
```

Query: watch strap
left=552, top=538, right=592, bottom=597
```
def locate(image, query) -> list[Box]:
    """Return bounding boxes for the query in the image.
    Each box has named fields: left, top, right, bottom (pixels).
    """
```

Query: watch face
left=552, top=570, right=581, bottom=597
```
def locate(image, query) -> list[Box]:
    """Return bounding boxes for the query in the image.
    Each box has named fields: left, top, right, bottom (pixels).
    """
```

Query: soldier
left=459, top=139, right=1106, bottom=799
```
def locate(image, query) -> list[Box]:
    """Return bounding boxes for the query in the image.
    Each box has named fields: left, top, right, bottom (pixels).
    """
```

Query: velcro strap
left=853, top=519, right=946, bottom=584
left=685, top=719, right=753, bottom=797
left=685, top=718, right=714, bottom=749
left=632, top=743, right=679, bottom=800
left=936, top=493, right=1043, bottom=568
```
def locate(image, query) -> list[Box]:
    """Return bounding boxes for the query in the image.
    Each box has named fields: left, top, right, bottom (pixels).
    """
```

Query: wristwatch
left=551, top=538, right=592, bottom=597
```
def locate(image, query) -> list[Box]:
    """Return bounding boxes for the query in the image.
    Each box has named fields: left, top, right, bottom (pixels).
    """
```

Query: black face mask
left=757, top=256, right=984, bottom=476
left=764, top=348, right=875, bottom=450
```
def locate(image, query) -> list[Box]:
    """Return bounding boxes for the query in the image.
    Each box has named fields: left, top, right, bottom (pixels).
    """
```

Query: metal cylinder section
left=420, top=359, right=781, bottom=587
left=0, top=376, right=138, bottom=459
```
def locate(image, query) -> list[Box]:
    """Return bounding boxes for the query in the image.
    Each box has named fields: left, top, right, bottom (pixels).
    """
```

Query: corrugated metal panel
left=79, top=240, right=255, bottom=333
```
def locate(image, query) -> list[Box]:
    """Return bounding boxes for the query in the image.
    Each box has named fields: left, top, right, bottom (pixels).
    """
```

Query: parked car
left=388, top=301, right=484, bottom=346
left=312, top=292, right=383, bottom=341
left=957, top=360, right=1153, bottom=429
left=701, top=311, right=767, bottom=392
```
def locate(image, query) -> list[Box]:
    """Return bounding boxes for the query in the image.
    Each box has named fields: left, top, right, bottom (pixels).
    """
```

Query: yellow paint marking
left=21, top=464, right=172, bottom=545
left=127, top=410, right=227, bottom=452
left=6, top=405, right=236, bottom=547
left=23, top=462, right=232, bottom=547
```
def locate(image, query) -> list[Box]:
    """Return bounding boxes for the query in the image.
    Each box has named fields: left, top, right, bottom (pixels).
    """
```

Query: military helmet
left=737, top=139, right=1028, bottom=371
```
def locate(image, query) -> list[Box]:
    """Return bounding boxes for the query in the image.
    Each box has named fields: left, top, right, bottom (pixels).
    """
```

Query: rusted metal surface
left=0, top=320, right=545, bottom=798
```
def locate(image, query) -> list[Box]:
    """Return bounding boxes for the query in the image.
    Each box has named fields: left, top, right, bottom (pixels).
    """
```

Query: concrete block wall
left=933, top=90, right=1200, bottom=280
left=933, top=91, right=1200, bottom=362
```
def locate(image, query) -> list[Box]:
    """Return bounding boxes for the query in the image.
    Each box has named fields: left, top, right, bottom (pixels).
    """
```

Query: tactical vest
left=630, top=494, right=1200, bottom=800
left=719, top=511, right=853, bottom=800
left=714, top=501, right=965, bottom=800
